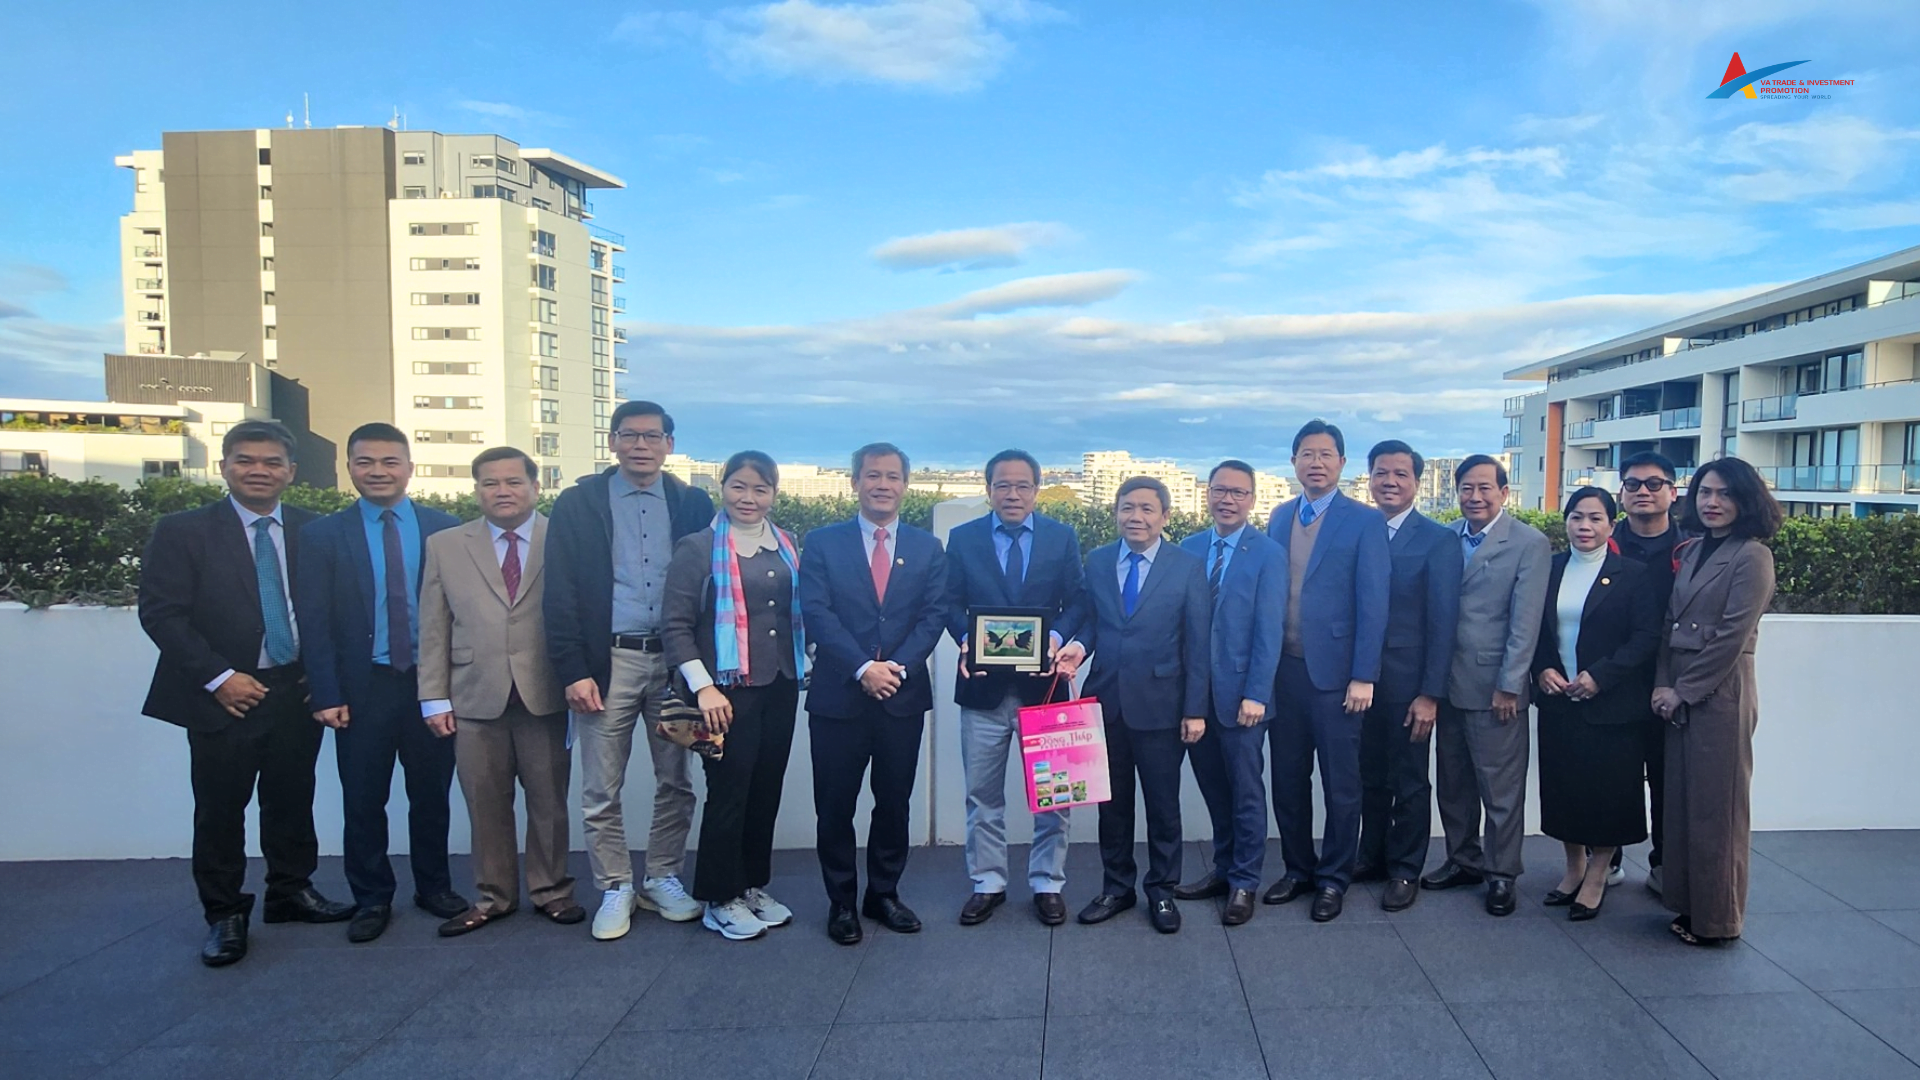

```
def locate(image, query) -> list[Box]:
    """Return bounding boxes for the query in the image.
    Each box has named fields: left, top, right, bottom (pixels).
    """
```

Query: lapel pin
left=896, top=557, right=905, bottom=566
left=1601, top=577, right=1610, bottom=585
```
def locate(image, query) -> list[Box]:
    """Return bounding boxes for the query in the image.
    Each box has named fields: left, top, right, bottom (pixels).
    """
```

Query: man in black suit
left=800, top=443, right=950, bottom=945
left=138, top=420, right=353, bottom=967
left=1355, top=441, right=1461, bottom=911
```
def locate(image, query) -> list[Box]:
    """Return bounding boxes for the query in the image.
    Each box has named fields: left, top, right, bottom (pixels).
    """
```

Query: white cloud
left=1251, top=145, right=1566, bottom=187
left=870, top=221, right=1074, bottom=271
left=455, top=99, right=571, bottom=127
left=616, top=0, right=1062, bottom=92
left=928, top=269, right=1138, bottom=316
left=1712, top=116, right=1920, bottom=203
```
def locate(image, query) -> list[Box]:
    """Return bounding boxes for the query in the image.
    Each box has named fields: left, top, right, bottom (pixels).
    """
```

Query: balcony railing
left=611, top=328, right=627, bottom=344
left=611, top=264, right=626, bottom=282
left=612, top=356, right=629, bottom=373
left=1566, top=419, right=1596, bottom=439
left=1757, top=464, right=1920, bottom=496
left=611, top=297, right=626, bottom=312
left=1659, top=406, right=1702, bottom=431
left=1501, top=433, right=1522, bottom=448
left=1742, top=394, right=1799, bottom=423
left=133, top=278, right=163, bottom=291
left=587, top=223, right=625, bottom=246
left=136, top=311, right=163, bottom=323
left=132, top=246, right=162, bottom=259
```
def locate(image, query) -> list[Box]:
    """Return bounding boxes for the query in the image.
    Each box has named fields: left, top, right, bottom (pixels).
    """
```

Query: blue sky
left=3, top=0, right=1918, bottom=471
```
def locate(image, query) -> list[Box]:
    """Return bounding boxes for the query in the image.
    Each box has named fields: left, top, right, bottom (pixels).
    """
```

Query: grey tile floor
left=2, top=831, right=1918, bottom=1079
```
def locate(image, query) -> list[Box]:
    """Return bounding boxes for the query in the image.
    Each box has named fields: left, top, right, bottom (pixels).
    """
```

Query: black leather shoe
left=347, top=904, right=392, bottom=943
left=959, top=891, right=1005, bottom=926
left=1033, top=893, right=1067, bottom=927
left=1543, top=888, right=1577, bottom=907
left=200, top=915, right=248, bottom=967
left=1569, top=887, right=1605, bottom=922
left=262, top=886, right=353, bottom=924
left=862, top=895, right=922, bottom=934
left=1382, top=878, right=1419, bottom=912
left=1485, top=879, right=1516, bottom=917
left=1262, top=878, right=1313, bottom=905
left=1172, top=872, right=1229, bottom=901
left=1310, top=886, right=1344, bottom=923
left=828, top=905, right=864, bottom=945
left=1150, top=898, right=1181, bottom=934
left=415, top=891, right=470, bottom=920
left=1420, top=863, right=1485, bottom=891
left=1077, top=893, right=1136, bottom=924
left=1350, top=861, right=1388, bottom=884
left=1222, top=888, right=1257, bottom=926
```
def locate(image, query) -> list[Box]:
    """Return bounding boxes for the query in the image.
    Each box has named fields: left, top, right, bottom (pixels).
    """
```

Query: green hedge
left=1, top=475, right=1913, bottom=613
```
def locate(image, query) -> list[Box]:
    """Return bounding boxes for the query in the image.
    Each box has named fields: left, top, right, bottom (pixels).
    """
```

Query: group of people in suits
left=138, top=402, right=1777, bottom=967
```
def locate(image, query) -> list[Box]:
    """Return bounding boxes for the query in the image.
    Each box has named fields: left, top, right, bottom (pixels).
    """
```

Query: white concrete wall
left=2, top=601, right=1913, bottom=862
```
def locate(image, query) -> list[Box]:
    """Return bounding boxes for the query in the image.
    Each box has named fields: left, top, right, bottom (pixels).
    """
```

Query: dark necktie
left=1464, top=529, right=1486, bottom=566
left=1209, top=538, right=1228, bottom=606
left=501, top=530, right=522, bottom=604
left=999, top=523, right=1027, bottom=597
left=1122, top=551, right=1144, bottom=618
left=382, top=509, right=413, bottom=670
left=253, top=518, right=297, bottom=666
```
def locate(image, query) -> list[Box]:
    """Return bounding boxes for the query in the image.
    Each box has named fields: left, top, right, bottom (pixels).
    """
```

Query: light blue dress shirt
left=1206, top=524, right=1246, bottom=582
left=991, top=512, right=1036, bottom=581
left=359, top=497, right=422, bottom=666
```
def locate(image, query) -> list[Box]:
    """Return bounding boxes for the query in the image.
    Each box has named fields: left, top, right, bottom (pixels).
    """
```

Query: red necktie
left=870, top=526, right=891, bottom=604
left=502, top=530, right=522, bottom=603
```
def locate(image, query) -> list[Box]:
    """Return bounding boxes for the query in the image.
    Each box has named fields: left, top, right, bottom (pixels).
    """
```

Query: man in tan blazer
left=419, top=447, right=583, bottom=934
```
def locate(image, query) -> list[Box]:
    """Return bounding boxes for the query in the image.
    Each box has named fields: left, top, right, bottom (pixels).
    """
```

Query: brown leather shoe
left=1221, top=888, right=1257, bottom=926
left=1262, top=878, right=1313, bottom=905
left=959, top=891, right=1005, bottom=926
left=1032, top=893, right=1067, bottom=926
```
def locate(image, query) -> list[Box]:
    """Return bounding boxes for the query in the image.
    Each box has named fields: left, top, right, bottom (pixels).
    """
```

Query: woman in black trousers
left=663, top=451, right=807, bottom=942
left=1532, top=487, right=1661, bottom=920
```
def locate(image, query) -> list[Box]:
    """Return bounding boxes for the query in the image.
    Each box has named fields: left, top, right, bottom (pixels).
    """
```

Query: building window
left=538, top=332, right=560, bottom=357
left=402, top=186, right=427, bottom=199
left=593, top=399, right=610, bottom=426
left=413, top=361, right=482, bottom=375
left=593, top=369, right=610, bottom=397
left=540, top=398, right=560, bottom=424
left=260, top=222, right=273, bottom=236
left=262, top=291, right=275, bottom=306
left=409, top=257, right=481, bottom=271
left=403, top=151, right=426, bottom=166
left=414, top=429, right=486, bottom=444
left=595, top=444, right=610, bottom=462
left=259, top=185, right=272, bottom=199
left=415, top=464, right=475, bottom=479
left=542, top=465, right=564, bottom=489
left=591, top=246, right=608, bottom=270
left=532, top=264, right=557, bottom=290
left=410, top=293, right=481, bottom=306
left=142, top=460, right=184, bottom=479
left=414, top=396, right=483, bottom=410
left=258, top=148, right=270, bottom=165
left=592, top=338, right=609, bottom=368
left=411, top=327, right=481, bottom=341
left=537, top=298, right=558, bottom=324
left=591, top=308, right=609, bottom=337
left=471, top=184, right=516, bottom=203
left=538, top=365, right=560, bottom=391
left=536, top=433, right=560, bottom=456
left=409, top=223, right=478, bottom=236
left=532, top=230, right=556, bottom=257
left=261, top=256, right=274, bottom=271
left=263, top=326, right=277, bottom=340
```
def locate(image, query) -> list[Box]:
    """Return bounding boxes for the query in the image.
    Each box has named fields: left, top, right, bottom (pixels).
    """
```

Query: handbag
left=1017, top=673, right=1111, bottom=813
left=654, top=675, right=726, bottom=759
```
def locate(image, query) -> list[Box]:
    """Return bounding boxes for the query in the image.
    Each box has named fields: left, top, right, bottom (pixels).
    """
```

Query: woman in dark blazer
left=1532, top=486, right=1661, bottom=920
left=1653, top=457, right=1779, bottom=946
left=663, top=451, right=807, bottom=943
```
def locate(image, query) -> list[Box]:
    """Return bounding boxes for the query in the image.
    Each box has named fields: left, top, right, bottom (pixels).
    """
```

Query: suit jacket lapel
left=1302, top=494, right=1342, bottom=581
left=464, top=521, right=512, bottom=608
left=1270, top=499, right=1297, bottom=557
left=1462, top=513, right=1509, bottom=585
left=1673, top=537, right=1739, bottom=620
left=1579, top=552, right=1622, bottom=624
left=518, top=514, right=548, bottom=605
left=212, top=499, right=263, bottom=610
left=1126, top=543, right=1172, bottom=620
left=343, top=508, right=377, bottom=628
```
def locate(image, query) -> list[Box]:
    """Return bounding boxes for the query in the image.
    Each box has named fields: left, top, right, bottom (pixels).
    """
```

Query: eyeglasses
left=612, top=430, right=668, bottom=447
left=989, top=481, right=1036, bottom=496
left=1621, top=477, right=1672, bottom=493
left=1207, top=486, right=1253, bottom=500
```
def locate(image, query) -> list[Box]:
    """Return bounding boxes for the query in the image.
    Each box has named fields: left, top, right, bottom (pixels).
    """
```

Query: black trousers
left=1097, top=713, right=1185, bottom=903
left=335, top=665, right=455, bottom=907
left=1269, top=655, right=1362, bottom=891
left=1358, top=697, right=1434, bottom=882
left=186, top=666, right=323, bottom=923
left=810, top=699, right=925, bottom=910
left=695, top=677, right=800, bottom=904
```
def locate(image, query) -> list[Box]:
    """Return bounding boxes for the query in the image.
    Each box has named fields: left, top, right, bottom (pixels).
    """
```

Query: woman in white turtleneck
left=1530, top=487, right=1663, bottom=921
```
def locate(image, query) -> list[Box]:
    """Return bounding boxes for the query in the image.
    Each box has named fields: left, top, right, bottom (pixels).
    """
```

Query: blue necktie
left=999, top=523, right=1027, bottom=597
left=1122, top=551, right=1143, bottom=618
left=1300, top=501, right=1318, bottom=527
left=382, top=509, right=413, bottom=670
left=1208, top=539, right=1227, bottom=606
left=253, top=518, right=297, bottom=666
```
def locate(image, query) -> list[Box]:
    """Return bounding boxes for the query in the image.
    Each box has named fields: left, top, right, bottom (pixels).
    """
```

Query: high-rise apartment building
left=115, top=127, right=625, bottom=493
left=1506, top=245, right=1920, bottom=517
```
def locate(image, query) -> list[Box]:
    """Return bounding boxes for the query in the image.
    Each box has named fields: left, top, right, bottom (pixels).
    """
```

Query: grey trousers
left=455, top=701, right=573, bottom=914
left=1433, top=703, right=1529, bottom=881
left=961, top=689, right=1071, bottom=895
left=576, top=647, right=697, bottom=889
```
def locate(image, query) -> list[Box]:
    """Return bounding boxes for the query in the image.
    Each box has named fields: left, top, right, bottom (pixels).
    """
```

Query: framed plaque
left=968, top=607, right=1052, bottom=672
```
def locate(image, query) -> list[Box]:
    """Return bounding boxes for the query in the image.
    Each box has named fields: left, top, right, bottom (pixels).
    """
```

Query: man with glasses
left=1613, top=451, right=1684, bottom=895
left=946, top=449, right=1089, bottom=926
left=1171, top=461, right=1285, bottom=925
left=545, top=400, right=715, bottom=940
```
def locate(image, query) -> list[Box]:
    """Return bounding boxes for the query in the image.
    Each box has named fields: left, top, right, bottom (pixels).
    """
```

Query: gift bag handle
left=1041, top=670, right=1067, bottom=706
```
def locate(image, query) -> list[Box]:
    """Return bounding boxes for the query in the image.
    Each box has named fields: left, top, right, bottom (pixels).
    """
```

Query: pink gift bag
left=1018, top=676, right=1111, bottom=814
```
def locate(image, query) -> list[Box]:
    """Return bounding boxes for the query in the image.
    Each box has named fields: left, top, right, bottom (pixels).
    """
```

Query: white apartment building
left=116, top=128, right=625, bottom=495
left=1082, top=451, right=1207, bottom=516
left=1506, top=245, right=1920, bottom=517
left=0, top=398, right=266, bottom=486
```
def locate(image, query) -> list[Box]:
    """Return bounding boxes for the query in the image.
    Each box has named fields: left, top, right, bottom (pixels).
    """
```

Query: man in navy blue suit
left=1262, top=419, right=1390, bottom=923
left=946, top=449, right=1090, bottom=927
left=1171, top=460, right=1286, bottom=926
left=297, top=423, right=467, bottom=943
left=1354, top=441, right=1461, bottom=912
left=1077, top=477, right=1211, bottom=934
left=801, top=442, right=950, bottom=946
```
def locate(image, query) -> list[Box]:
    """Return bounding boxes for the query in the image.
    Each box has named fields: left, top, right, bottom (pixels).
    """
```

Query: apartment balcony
left=135, top=311, right=163, bottom=324
left=1501, top=432, right=1523, bottom=449
left=611, top=297, right=626, bottom=312
left=1591, top=410, right=1662, bottom=444
left=133, top=278, right=163, bottom=292
left=587, top=223, right=625, bottom=247
left=611, top=327, right=627, bottom=344
left=1743, top=393, right=1799, bottom=425
left=612, top=356, right=629, bottom=373
left=611, top=264, right=626, bottom=283
left=1658, top=405, right=1702, bottom=432
left=1757, top=463, right=1920, bottom=497
left=131, top=246, right=162, bottom=259
left=1794, top=376, right=1920, bottom=430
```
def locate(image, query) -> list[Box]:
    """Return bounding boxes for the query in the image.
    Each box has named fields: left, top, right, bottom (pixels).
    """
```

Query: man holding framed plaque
left=946, top=449, right=1090, bottom=927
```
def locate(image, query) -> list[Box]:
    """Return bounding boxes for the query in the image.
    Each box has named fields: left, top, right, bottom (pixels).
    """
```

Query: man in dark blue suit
left=801, top=443, right=950, bottom=946
left=1262, top=419, right=1391, bottom=922
left=1171, top=460, right=1286, bottom=926
left=1355, top=441, right=1461, bottom=912
left=297, top=423, right=466, bottom=942
left=946, top=449, right=1090, bottom=927
left=1076, top=477, right=1211, bottom=933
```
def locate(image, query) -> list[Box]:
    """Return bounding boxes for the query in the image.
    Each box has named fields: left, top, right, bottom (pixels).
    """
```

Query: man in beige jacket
left=419, top=447, right=583, bottom=934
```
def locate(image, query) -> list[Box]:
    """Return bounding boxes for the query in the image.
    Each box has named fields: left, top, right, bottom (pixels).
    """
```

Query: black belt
left=254, top=664, right=305, bottom=685
left=612, top=634, right=664, bottom=653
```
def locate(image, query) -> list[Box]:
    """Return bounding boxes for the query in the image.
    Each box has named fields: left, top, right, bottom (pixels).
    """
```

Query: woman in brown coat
left=1652, top=456, right=1780, bottom=946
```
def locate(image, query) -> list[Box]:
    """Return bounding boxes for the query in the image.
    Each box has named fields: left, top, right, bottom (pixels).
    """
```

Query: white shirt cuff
left=205, top=669, right=236, bottom=693
left=421, top=699, right=453, bottom=718
left=856, top=660, right=874, bottom=680
left=679, top=660, right=715, bottom=693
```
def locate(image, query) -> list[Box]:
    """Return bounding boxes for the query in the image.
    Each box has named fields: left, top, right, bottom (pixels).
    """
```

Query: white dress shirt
left=1118, top=538, right=1163, bottom=592
left=856, top=514, right=903, bottom=682
left=1385, top=507, right=1414, bottom=540
left=205, top=497, right=298, bottom=693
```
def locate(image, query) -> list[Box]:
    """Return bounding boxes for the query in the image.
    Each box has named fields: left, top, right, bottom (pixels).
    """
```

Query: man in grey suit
left=1421, top=455, right=1550, bottom=916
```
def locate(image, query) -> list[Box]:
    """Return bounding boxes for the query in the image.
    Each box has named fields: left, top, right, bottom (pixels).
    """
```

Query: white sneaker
left=1646, top=867, right=1664, bottom=897
left=592, top=885, right=636, bottom=941
left=703, top=899, right=768, bottom=941
left=1605, top=864, right=1626, bottom=887
left=741, top=887, right=793, bottom=928
left=638, top=876, right=702, bottom=923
